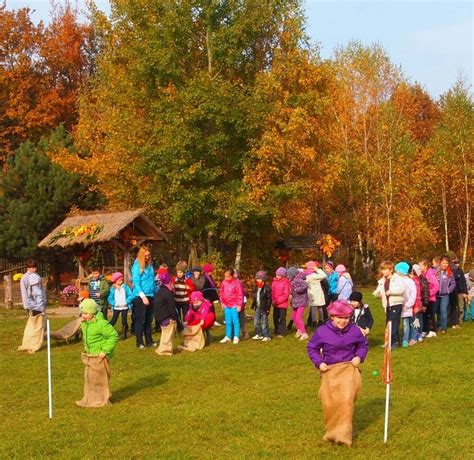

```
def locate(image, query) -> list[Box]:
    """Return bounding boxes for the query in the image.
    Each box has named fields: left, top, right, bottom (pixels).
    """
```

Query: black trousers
left=448, top=292, right=459, bottom=326
left=273, top=308, right=287, bottom=336
left=423, top=300, right=437, bottom=332
left=176, top=302, right=189, bottom=323
left=133, top=296, right=154, bottom=346
left=110, top=309, right=128, bottom=327
left=386, top=303, right=402, bottom=345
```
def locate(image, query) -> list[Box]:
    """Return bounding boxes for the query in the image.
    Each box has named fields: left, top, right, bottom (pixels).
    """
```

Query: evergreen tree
left=0, top=128, right=103, bottom=258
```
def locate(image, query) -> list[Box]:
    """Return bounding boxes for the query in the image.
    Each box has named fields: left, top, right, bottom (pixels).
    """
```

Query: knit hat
left=203, top=263, right=214, bottom=274
left=394, top=262, right=410, bottom=276
left=176, top=261, right=187, bottom=272
left=412, top=264, right=422, bottom=276
left=287, top=266, right=299, bottom=281
left=255, top=271, right=267, bottom=281
left=335, top=264, right=346, bottom=274
left=275, top=267, right=287, bottom=277
left=192, top=266, right=203, bottom=273
left=79, top=299, right=98, bottom=314
left=348, top=291, right=363, bottom=303
left=158, top=267, right=168, bottom=275
left=157, top=272, right=171, bottom=284
left=111, top=272, right=124, bottom=283
left=325, top=261, right=335, bottom=269
left=190, top=291, right=204, bottom=303
left=305, top=261, right=317, bottom=271
left=327, top=300, right=353, bottom=317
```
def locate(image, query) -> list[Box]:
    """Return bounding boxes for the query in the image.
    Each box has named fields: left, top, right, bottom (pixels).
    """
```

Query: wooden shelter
left=38, top=209, right=167, bottom=283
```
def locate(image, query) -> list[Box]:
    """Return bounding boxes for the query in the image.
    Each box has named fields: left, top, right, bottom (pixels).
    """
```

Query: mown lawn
left=1, top=289, right=473, bottom=459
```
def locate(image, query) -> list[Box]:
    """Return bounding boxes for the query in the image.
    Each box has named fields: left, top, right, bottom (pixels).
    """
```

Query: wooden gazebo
left=38, top=209, right=167, bottom=283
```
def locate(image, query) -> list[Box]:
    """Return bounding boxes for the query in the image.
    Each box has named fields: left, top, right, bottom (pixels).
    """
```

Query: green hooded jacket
left=81, top=312, right=118, bottom=357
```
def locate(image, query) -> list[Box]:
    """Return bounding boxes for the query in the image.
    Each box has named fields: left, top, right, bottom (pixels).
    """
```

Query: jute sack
left=318, top=361, right=362, bottom=446
left=76, top=353, right=111, bottom=408
left=50, top=317, right=83, bottom=342
left=156, top=320, right=177, bottom=356
left=180, top=324, right=205, bottom=352
left=18, top=312, right=44, bottom=353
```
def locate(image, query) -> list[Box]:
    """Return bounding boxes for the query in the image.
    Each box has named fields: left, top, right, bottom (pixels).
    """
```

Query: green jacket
left=81, top=312, right=118, bottom=358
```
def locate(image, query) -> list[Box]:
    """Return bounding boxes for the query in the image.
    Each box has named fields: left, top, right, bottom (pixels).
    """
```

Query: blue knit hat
left=394, top=262, right=410, bottom=275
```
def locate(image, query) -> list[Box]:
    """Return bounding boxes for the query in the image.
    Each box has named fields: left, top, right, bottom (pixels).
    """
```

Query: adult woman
left=307, top=300, right=368, bottom=446
left=131, top=246, right=156, bottom=349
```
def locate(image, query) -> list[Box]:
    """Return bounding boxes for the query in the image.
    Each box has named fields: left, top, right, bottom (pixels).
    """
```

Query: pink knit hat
left=111, top=272, right=124, bottom=283
left=203, top=263, right=214, bottom=274
left=327, top=300, right=353, bottom=317
left=335, top=264, right=346, bottom=274
left=190, top=291, right=204, bottom=303
left=305, top=261, right=317, bottom=271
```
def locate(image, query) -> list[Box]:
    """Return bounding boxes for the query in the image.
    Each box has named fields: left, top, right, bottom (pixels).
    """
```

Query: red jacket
left=185, top=299, right=213, bottom=323
left=271, top=277, right=291, bottom=308
left=412, top=275, right=423, bottom=315
left=219, top=278, right=244, bottom=308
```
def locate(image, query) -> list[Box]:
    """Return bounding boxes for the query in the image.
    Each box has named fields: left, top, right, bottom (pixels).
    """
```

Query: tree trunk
left=188, top=242, right=198, bottom=268
left=4, top=274, right=13, bottom=308
left=207, top=230, right=215, bottom=256
left=441, top=181, right=450, bottom=252
left=461, top=149, right=471, bottom=268
left=234, top=235, right=243, bottom=272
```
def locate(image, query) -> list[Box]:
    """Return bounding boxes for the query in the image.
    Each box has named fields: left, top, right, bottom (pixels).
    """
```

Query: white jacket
left=306, top=269, right=327, bottom=307
left=373, top=274, right=405, bottom=311
left=401, top=276, right=417, bottom=318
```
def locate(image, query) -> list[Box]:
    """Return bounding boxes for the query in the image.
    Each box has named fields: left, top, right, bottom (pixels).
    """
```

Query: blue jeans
left=414, top=312, right=423, bottom=339
left=254, top=307, right=270, bottom=337
left=436, top=295, right=450, bottom=331
left=224, top=307, right=240, bottom=339
left=402, top=317, right=417, bottom=342
left=464, top=298, right=474, bottom=321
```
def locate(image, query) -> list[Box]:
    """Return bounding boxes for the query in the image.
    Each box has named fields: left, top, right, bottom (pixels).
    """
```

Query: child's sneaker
left=252, top=334, right=263, bottom=340
left=426, top=331, right=437, bottom=338
left=417, top=337, right=424, bottom=343
left=233, top=337, right=240, bottom=345
left=299, top=333, right=309, bottom=341
left=295, top=331, right=301, bottom=338
left=220, top=336, right=231, bottom=343
left=261, top=337, right=271, bottom=342
left=402, top=340, right=409, bottom=348
left=421, top=332, right=427, bottom=338
left=408, top=339, right=417, bottom=346
left=213, top=321, right=222, bottom=327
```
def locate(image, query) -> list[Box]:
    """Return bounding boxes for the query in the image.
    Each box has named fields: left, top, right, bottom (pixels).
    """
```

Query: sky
left=6, top=0, right=473, bottom=98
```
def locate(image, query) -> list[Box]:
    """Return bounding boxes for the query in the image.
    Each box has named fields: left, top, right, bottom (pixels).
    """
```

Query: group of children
left=374, top=256, right=474, bottom=348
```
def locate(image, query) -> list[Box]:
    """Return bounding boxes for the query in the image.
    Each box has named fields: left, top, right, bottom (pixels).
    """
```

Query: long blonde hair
left=137, top=246, right=151, bottom=273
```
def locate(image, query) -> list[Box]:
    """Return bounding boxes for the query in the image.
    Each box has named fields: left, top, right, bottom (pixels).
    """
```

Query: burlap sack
left=180, top=324, right=205, bottom=352
left=156, top=320, right=177, bottom=356
left=49, top=318, right=83, bottom=342
left=76, top=353, right=111, bottom=408
left=318, top=361, right=362, bottom=446
left=18, top=312, right=44, bottom=353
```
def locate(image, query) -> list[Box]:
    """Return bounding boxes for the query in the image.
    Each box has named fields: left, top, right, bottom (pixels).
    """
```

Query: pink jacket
left=271, top=277, right=291, bottom=308
left=219, top=278, right=244, bottom=308
left=185, top=299, right=212, bottom=323
left=423, top=268, right=439, bottom=302
left=412, top=276, right=423, bottom=315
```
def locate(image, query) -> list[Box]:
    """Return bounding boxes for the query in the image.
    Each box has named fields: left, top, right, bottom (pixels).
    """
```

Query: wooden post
left=124, top=250, right=132, bottom=285
left=4, top=274, right=13, bottom=309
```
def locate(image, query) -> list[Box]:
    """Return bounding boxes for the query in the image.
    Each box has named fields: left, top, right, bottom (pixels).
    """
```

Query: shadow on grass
left=112, top=373, right=168, bottom=402
left=353, top=397, right=385, bottom=438
left=368, top=337, right=384, bottom=347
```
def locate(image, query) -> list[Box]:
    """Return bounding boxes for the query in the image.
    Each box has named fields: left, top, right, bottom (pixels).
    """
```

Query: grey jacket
left=20, top=272, right=46, bottom=312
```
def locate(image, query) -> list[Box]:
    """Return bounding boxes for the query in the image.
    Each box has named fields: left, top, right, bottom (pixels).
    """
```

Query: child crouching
left=76, top=299, right=118, bottom=408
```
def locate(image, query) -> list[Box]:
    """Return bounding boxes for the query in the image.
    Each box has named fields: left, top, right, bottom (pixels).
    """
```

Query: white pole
left=383, top=320, right=392, bottom=443
left=46, top=318, right=53, bottom=419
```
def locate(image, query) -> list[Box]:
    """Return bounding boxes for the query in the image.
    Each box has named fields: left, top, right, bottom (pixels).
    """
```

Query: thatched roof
left=38, top=209, right=167, bottom=248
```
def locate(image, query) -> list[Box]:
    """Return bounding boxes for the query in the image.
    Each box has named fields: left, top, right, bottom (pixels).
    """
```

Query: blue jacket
left=108, top=285, right=134, bottom=310
left=131, top=260, right=156, bottom=298
left=326, top=271, right=338, bottom=295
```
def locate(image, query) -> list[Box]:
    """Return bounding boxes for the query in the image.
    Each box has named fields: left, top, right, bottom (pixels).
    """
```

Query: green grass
left=1, top=289, right=473, bottom=459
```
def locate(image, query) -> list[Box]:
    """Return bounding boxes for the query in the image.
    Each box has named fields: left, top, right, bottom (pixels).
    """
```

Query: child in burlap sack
left=18, top=259, right=46, bottom=354
left=76, top=299, right=118, bottom=408
left=307, top=300, right=368, bottom=446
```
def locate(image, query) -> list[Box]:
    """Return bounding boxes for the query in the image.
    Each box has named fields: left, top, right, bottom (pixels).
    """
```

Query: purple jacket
left=291, top=272, right=308, bottom=308
left=307, top=321, right=368, bottom=369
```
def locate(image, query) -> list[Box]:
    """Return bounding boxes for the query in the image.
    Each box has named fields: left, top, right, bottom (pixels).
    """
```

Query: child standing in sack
left=251, top=271, right=272, bottom=342
left=76, top=299, right=118, bottom=408
left=108, top=272, right=134, bottom=340
left=307, top=300, right=368, bottom=446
